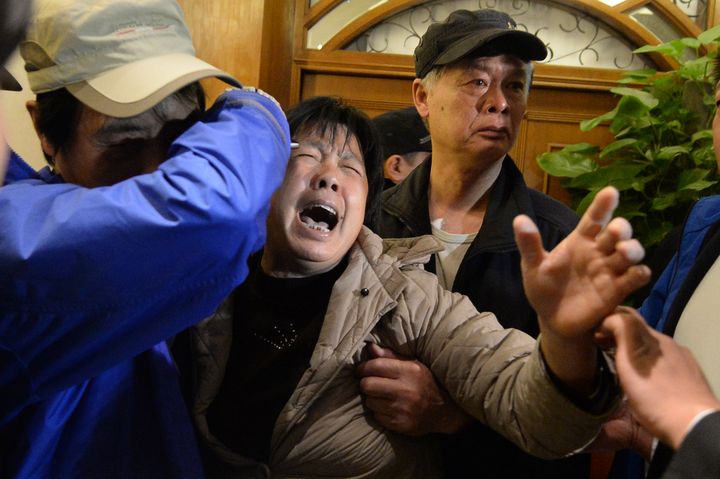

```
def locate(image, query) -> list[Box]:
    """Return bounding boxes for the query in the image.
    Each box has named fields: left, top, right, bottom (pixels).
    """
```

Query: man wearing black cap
left=372, top=106, right=431, bottom=189
left=372, top=9, right=588, bottom=479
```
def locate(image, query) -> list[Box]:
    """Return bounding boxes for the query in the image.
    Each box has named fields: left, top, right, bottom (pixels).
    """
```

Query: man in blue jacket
left=0, top=0, right=290, bottom=477
left=602, top=58, right=720, bottom=479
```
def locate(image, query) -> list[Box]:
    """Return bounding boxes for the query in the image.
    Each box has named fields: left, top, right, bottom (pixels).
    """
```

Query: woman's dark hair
left=285, top=96, right=384, bottom=230
left=34, top=82, right=206, bottom=166
left=0, top=0, right=31, bottom=65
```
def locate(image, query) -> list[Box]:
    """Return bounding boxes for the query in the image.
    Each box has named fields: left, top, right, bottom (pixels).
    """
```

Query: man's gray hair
left=420, top=57, right=534, bottom=95
left=94, top=85, right=202, bottom=147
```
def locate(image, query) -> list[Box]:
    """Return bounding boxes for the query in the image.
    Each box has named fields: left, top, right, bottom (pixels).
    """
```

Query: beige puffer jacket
left=189, top=227, right=616, bottom=478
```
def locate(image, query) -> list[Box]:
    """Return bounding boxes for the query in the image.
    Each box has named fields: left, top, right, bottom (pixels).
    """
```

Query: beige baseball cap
left=20, top=0, right=241, bottom=118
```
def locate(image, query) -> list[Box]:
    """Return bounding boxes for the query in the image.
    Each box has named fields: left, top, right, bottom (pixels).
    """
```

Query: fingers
left=357, top=357, right=401, bottom=380
left=359, top=375, right=398, bottom=399
left=605, top=265, right=652, bottom=302
left=366, top=342, right=401, bottom=360
left=598, top=308, right=641, bottom=342
left=513, top=214, right=544, bottom=268
left=595, top=217, right=632, bottom=253
left=577, top=186, right=620, bottom=238
left=594, top=306, right=634, bottom=346
left=600, top=308, right=659, bottom=364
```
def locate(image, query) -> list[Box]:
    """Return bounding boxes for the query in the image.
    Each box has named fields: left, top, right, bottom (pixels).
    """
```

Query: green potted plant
left=538, top=26, right=720, bottom=250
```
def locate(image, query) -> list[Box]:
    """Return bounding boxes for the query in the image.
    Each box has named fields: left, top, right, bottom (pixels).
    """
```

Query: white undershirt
left=673, top=253, right=720, bottom=397
left=430, top=219, right=476, bottom=290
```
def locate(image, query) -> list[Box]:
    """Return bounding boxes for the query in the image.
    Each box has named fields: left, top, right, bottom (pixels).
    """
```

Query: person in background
left=372, top=106, right=431, bottom=189
left=372, top=9, right=589, bottom=478
left=0, top=0, right=31, bottom=181
left=181, top=95, right=651, bottom=478
left=0, top=66, right=21, bottom=91
left=601, top=56, right=720, bottom=479
left=598, top=308, right=720, bottom=479
left=0, top=0, right=290, bottom=477
left=0, top=67, right=40, bottom=184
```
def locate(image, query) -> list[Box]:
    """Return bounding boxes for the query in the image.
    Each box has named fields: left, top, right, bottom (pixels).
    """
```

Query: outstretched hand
left=513, top=186, right=650, bottom=395
left=356, top=343, right=472, bottom=436
left=513, top=186, right=650, bottom=339
left=597, top=308, right=720, bottom=449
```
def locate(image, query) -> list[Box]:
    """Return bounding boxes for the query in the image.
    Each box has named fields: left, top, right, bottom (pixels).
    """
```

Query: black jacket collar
left=381, top=155, right=539, bottom=255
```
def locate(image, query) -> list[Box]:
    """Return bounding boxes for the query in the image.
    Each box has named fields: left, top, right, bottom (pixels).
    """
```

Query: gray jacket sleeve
left=664, top=411, right=720, bottom=479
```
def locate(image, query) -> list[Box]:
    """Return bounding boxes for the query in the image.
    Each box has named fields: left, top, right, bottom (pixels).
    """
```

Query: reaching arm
left=514, top=186, right=650, bottom=398
left=597, top=308, right=720, bottom=450
left=358, top=187, right=649, bottom=439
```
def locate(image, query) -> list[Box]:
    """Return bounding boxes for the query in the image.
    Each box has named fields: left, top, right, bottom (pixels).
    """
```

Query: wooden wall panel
left=259, top=1, right=295, bottom=107
left=177, top=0, right=263, bottom=102
left=300, top=73, right=415, bottom=117
left=520, top=87, right=617, bottom=205
left=176, top=0, right=294, bottom=106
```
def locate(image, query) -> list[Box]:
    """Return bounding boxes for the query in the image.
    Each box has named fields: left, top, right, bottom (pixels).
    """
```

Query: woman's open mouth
left=299, top=203, right=339, bottom=232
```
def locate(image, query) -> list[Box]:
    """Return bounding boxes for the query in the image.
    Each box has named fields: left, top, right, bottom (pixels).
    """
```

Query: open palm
left=514, top=187, right=650, bottom=339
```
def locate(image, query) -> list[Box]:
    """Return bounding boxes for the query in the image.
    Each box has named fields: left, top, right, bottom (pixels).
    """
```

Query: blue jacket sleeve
left=0, top=88, right=290, bottom=423
left=639, top=197, right=720, bottom=332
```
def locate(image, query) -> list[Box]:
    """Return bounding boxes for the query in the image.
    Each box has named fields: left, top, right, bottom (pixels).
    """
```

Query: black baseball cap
left=414, top=9, right=547, bottom=78
left=0, top=67, right=21, bottom=91
left=372, top=107, right=431, bottom=157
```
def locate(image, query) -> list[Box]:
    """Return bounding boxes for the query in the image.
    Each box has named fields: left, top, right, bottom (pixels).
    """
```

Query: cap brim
left=434, top=29, right=547, bottom=67
left=0, top=67, right=22, bottom=91
left=66, top=52, right=241, bottom=118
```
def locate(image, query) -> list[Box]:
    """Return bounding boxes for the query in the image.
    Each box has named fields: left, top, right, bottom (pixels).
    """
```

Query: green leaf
left=698, top=25, right=720, bottom=45
left=599, top=138, right=639, bottom=158
left=680, top=58, right=713, bottom=82
left=656, top=145, right=690, bottom=162
left=652, top=193, right=677, bottom=210
left=644, top=222, right=675, bottom=247
left=618, top=68, right=657, bottom=84
left=623, top=68, right=657, bottom=80
left=562, top=143, right=600, bottom=154
left=537, top=150, right=598, bottom=178
left=678, top=169, right=716, bottom=191
left=609, top=87, right=660, bottom=109
left=680, top=38, right=701, bottom=49
left=635, top=42, right=682, bottom=57
left=615, top=201, right=646, bottom=219
left=575, top=189, right=599, bottom=215
left=609, top=97, right=655, bottom=134
left=568, top=163, right=647, bottom=190
left=691, top=130, right=713, bottom=143
left=580, top=108, right=618, bottom=131
left=683, top=179, right=716, bottom=191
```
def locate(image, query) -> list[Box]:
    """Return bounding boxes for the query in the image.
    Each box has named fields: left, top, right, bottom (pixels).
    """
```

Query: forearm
left=539, top=330, right=599, bottom=399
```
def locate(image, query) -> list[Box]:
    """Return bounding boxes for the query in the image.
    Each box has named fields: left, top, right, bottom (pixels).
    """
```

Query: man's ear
left=384, top=155, right=404, bottom=184
left=412, top=79, right=430, bottom=119
left=26, top=100, right=57, bottom=159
